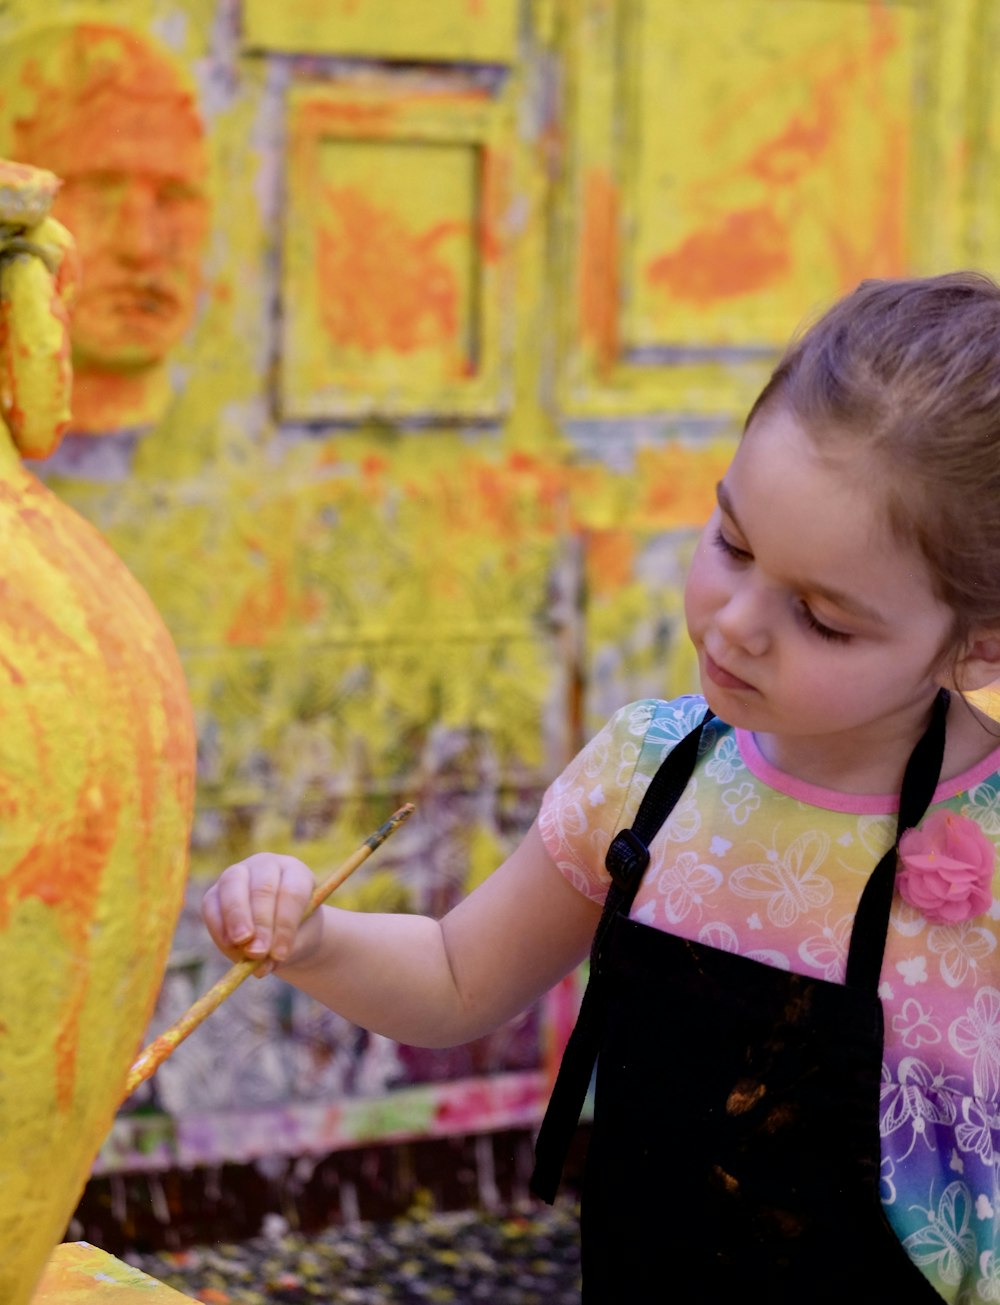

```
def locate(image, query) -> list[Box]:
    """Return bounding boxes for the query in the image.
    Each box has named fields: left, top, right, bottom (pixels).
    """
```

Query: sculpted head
left=4, top=21, right=210, bottom=431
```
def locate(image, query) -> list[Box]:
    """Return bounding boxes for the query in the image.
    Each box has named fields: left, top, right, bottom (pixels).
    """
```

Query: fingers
left=201, top=854, right=316, bottom=968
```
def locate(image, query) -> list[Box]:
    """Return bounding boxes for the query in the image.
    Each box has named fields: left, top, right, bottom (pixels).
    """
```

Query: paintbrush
left=122, top=802, right=415, bottom=1099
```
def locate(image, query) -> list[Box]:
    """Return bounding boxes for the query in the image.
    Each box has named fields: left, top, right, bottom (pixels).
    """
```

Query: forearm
left=275, top=906, right=484, bottom=1047
left=212, top=821, right=600, bottom=1050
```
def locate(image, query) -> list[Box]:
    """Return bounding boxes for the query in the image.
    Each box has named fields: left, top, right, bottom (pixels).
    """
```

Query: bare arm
left=202, top=819, right=601, bottom=1048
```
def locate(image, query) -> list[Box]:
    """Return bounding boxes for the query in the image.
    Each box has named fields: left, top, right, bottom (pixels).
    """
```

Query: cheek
left=683, top=538, right=716, bottom=629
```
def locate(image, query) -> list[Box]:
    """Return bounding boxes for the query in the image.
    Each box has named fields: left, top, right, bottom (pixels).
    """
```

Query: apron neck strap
left=844, top=687, right=950, bottom=993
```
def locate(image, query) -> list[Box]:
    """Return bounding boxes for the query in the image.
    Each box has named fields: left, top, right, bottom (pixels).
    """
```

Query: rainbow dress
left=539, top=696, right=1000, bottom=1303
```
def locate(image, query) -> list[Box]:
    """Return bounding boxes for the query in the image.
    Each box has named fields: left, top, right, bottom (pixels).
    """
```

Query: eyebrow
left=714, top=481, right=887, bottom=627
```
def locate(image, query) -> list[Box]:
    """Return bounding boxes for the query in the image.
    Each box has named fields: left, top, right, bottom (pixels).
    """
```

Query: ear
left=946, top=633, right=1000, bottom=693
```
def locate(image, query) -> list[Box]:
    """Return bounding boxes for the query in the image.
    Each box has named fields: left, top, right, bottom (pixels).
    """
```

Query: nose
left=714, top=576, right=771, bottom=659
left=112, top=180, right=169, bottom=266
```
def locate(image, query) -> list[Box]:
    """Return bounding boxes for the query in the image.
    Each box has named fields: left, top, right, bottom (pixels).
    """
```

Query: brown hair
left=747, top=271, right=1000, bottom=648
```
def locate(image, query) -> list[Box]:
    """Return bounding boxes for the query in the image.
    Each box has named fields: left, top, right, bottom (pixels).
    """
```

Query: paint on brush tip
left=365, top=802, right=416, bottom=849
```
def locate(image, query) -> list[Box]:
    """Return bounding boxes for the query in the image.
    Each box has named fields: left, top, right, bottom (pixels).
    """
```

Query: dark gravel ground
left=126, top=1198, right=582, bottom=1304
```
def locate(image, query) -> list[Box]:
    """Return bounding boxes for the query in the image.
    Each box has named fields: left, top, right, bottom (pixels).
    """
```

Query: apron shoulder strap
left=845, top=687, right=949, bottom=992
left=530, top=706, right=714, bottom=1203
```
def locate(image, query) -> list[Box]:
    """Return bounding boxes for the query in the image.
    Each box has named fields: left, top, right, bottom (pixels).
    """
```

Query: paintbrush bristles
left=121, top=803, right=415, bottom=1100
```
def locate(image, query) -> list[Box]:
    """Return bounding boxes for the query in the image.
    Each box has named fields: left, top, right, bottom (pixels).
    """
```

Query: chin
left=73, top=338, right=175, bottom=370
left=699, top=681, right=768, bottom=731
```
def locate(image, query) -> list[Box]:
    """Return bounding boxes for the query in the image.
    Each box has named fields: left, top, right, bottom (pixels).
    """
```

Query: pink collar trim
left=735, top=728, right=1000, bottom=814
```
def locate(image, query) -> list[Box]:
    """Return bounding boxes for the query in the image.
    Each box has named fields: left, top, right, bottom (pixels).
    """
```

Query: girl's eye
left=798, top=602, right=852, bottom=644
left=712, top=527, right=751, bottom=562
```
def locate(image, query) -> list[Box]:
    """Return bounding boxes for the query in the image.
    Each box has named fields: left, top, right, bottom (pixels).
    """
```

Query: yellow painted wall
left=1, top=0, right=996, bottom=1172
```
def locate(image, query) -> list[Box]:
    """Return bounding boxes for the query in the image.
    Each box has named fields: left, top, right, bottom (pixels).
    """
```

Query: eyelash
left=711, top=529, right=852, bottom=644
left=797, top=603, right=852, bottom=644
left=712, top=528, right=750, bottom=563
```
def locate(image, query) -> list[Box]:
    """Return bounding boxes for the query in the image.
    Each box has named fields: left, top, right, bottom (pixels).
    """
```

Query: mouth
left=703, top=651, right=756, bottom=693
left=87, top=284, right=183, bottom=321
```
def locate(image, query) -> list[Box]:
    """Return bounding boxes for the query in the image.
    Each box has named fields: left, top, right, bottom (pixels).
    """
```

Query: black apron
left=531, top=693, right=950, bottom=1303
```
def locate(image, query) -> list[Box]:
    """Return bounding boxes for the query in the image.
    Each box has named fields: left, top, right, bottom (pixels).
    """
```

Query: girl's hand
left=201, top=853, right=321, bottom=978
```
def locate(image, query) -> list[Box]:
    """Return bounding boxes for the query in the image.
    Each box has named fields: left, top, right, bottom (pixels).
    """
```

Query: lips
left=82, top=282, right=183, bottom=319
left=703, top=650, right=755, bottom=692
left=111, top=286, right=182, bottom=319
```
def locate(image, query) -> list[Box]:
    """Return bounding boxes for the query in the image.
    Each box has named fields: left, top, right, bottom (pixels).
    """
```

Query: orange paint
left=7, top=22, right=209, bottom=434
left=224, top=560, right=292, bottom=646
left=570, top=442, right=729, bottom=534
left=0, top=446, right=195, bottom=1302
left=295, top=90, right=490, bottom=143
left=478, top=146, right=507, bottom=264
left=316, top=184, right=467, bottom=355
left=647, top=207, right=790, bottom=305
left=637, top=443, right=732, bottom=525
left=586, top=530, right=636, bottom=597
left=0, top=473, right=192, bottom=1104
left=645, top=7, right=905, bottom=308
left=297, top=98, right=402, bottom=139
left=579, top=169, right=619, bottom=371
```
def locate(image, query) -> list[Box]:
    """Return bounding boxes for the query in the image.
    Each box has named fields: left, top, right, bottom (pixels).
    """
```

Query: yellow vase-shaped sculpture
left=0, top=161, right=196, bottom=1304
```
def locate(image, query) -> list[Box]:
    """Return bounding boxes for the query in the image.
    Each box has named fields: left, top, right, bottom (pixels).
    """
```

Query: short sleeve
left=538, top=696, right=708, bottom=903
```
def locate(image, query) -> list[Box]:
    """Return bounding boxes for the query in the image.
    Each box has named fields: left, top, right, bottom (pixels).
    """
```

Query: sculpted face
left=49, top=110, right=208, bottom=370
left=5, top=23, right=209, bottom=432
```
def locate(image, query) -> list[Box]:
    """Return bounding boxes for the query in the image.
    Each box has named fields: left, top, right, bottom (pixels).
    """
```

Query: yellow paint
left=556, top=0, right=944, bottom=416
left=0, top=165, right=79, bottom=456
left=0, top=160, right=195, bottom=1305
left=242, top=0, right=520, bottom=64
left=33, top=1242, right=191, bottom=1302
left=628, top=1, right=913, bottom=346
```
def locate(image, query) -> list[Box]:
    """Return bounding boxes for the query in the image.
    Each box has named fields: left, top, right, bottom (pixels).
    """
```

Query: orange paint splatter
left=295, top=91, right=489, bottom=148
left=637, top=443, right=730, bottom=526
left=0, top=471, right=194, bottom=1115
left=297, top=98, right=401, bottom=138
left=579, top=169, right=620, bottom=371
left=478, top=146, right=507, bottom=264
left=225, top=561, right=291, bottom=646
left=645, top=7, right=906, bottom=307
left=316, top=185, right=467, bottom=355
left=586, top=530, right=636, bottom=597
left=646, top=207, right=790, bottom=305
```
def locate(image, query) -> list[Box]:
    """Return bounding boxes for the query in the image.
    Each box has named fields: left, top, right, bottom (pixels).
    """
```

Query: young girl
left=203, top=272, right=1000, bottom=1303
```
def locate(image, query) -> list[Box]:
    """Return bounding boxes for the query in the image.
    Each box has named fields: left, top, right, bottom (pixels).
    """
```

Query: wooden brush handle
left=122, top=803, right=415, bottom=1099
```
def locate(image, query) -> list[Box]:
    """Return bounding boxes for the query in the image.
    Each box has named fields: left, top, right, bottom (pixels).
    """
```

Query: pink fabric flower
left=896, top=810, right=996, bottom=923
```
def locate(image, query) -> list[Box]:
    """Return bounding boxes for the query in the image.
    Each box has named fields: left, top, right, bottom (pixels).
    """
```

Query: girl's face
left=684, top=404, right=957, bottom=784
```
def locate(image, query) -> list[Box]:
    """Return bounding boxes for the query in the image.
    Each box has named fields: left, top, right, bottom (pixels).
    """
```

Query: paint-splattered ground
left=127, top=1200, right=582, bottom=1304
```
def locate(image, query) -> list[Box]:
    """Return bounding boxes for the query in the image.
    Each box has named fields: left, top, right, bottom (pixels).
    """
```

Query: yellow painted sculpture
left=0, top=160, right=196, bottom=1305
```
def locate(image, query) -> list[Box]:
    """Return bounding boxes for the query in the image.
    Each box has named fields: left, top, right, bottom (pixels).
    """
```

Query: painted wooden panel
left=282, top=87, right=511, bottom=419
left=558, top=0, right=949, bottom=416
left=242, top=0, right=520, bottom=64
left=624, top=0, right=916, bottom=349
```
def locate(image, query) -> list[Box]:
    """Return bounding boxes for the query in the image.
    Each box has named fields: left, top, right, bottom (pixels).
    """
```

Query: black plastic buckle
left=605, top=828, right=650, bottom=892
